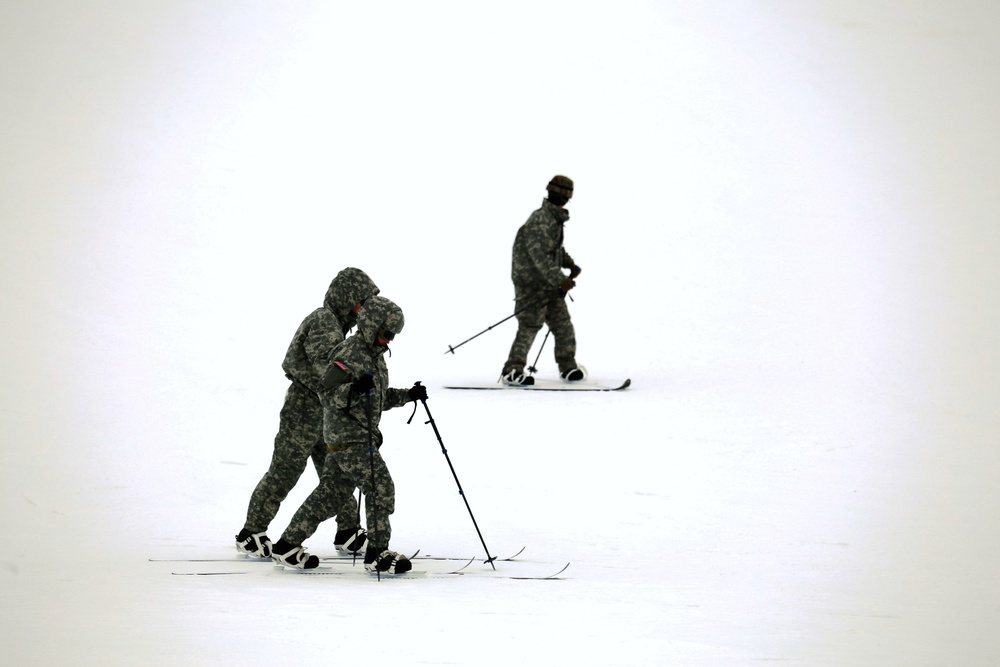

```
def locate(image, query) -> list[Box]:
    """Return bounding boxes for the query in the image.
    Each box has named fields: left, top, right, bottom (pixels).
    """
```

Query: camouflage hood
left=324, top=267, right=380, bottom=328
left=356, top=295, right=405, bottom=350
left=320, top=293, right=413, bottom=450
left=540, top=197, right=570, bottom=223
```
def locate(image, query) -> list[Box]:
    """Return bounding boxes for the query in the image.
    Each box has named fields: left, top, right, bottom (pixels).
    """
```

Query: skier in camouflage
left=501, top=175, right=585, bottom=385
left=234, top=267, right=380, bottom=558
left=271, top=295, right=426, bottom=573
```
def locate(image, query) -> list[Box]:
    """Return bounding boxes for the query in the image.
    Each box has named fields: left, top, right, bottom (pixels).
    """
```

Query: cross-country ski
left=445, top=378, right=631, bottom=392
left=150, top=546, right=527, bottom=565
left=168, top=560, right=571, bottom=581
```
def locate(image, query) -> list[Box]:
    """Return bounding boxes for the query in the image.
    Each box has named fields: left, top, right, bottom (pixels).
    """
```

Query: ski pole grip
left=407, top=380, right=423, bottom=424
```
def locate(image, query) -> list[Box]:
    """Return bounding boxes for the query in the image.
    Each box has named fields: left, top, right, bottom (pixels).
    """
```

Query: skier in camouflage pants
left=235, top=267, right=380, bottom=558
left=501, top=175, right=585, bottom=385
left=272, top=295, right=425, bottom=573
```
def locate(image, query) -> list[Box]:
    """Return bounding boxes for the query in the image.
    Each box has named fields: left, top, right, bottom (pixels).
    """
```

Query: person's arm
left=522, top=222, right=568, bottom=290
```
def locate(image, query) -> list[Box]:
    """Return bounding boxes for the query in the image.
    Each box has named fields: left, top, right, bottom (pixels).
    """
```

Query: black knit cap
left=546, top=175, right=574, bottom=200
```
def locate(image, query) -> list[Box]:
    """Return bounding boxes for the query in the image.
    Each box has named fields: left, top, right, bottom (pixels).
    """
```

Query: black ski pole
left=526, top=328, right=550, bottom=376
left=353, top=487, right=362, bottom=566
left=364, top=379, right=381, bottom=580
left=408, top=382, right=496, bottom=569
left=444, top=292, right=553, bottom=355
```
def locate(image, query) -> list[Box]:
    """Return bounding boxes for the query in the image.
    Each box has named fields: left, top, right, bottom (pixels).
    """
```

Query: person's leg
left=329, top=460, right=365, bottom=552
left=334, top=444, right=411, bottom=573
left=237, top=383, right=322, bottom=555
left=331, top=443, right=395, bottom=551
left=270, top=451, right=359, bottom=569
left=502, top=298, right=546, bottom=377
left=545, top=296, right=578, bottom=375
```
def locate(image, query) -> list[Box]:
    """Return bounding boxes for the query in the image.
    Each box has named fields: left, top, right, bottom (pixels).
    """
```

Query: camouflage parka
left=321, top=295, right=411, bottom=451
left=510, top=198, right=576, bottom=299
left=281, top=267, right=380, bottom=393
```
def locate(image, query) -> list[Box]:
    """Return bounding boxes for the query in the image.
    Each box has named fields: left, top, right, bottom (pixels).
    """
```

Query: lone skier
left=501, top=174, right=585, bottom=386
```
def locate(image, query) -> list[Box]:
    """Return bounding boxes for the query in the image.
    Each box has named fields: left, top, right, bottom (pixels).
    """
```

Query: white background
left=2, top=1, right=999, bottom=665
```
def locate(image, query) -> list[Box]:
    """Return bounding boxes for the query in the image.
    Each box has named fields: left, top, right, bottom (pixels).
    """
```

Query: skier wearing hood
left=271, top=295, right=426, bottom=573
left=501, top=175, right=585, bottom=386
left=235, top=267, right=380, bottom=559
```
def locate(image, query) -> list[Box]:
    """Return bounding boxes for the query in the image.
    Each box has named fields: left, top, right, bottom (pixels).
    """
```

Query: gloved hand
left=558, top=278, right=576, bottom=297
left=408, top=384, right=428, bottom=402
left=351, top=373, right=375, bottom=395
left=569, top=265, right=582, bottom=279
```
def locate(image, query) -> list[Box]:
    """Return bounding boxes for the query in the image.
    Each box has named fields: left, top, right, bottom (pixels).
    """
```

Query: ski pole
left=364, top=380, right=381, bottom=580
left=353, top=487, right=363, bottom=566
left=526, top=328, right=550, bottom=376
left=408, top=382, right=496, bottom=569
left=444, top=292, right=554, bottom=355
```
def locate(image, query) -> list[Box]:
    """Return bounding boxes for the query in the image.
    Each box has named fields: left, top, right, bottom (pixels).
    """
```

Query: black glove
left=408, top=384, right=428, bottom=402
left=558, top=278, right=576, bottom=297
left=351, top=373, right=375, bottom=395
left=569, top=264, right=582, bottom=279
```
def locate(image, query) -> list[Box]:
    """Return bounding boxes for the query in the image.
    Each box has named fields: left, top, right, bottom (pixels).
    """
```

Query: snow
left=3, top=1, right=1000, bottom=665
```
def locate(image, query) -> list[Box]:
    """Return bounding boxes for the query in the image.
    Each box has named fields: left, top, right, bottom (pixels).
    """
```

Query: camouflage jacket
left=281, top=268, right=379, bottom=393
left=510, top=199, right=576, bottom=299
left=320, top=297, right=411, bottom=449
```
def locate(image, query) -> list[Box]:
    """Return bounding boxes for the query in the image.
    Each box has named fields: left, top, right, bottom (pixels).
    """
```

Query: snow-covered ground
left=3, top=2, right=999, bottom=665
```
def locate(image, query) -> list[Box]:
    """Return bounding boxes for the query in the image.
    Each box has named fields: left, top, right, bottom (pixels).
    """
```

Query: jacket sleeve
left=560, top=247, right=576, bottom=272
left=303, top=315, right=346, bottom=383
left=383, top=387, right=412, bottom=411
left=321, top=338, right=363, bottom=410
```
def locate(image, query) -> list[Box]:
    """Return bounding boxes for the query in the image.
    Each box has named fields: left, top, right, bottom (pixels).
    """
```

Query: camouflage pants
left=280, top=440, right=395, bottom=549
left=503, top=291, right=577, bottom=375
left=242, top=381, right=358, bottom=533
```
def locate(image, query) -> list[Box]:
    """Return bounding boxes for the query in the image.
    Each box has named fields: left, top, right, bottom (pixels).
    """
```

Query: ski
left=164, top=548, right=567, bottom=580
left=151, top=556, right=275, bottom=563
left=397, top=546, right=526, bottom=563
left=444, top=557, right=477, bottom=573
left=152, top=546, right=526, bottom=564
left=270, top=566, right=569, bottom=580
left=316, top=553, right=500, bottom=564
left=504, top=562, right=570, bottom=580
left=278, top=555, right=475, bottom=577
left=445, top=379, right=630, bottom=392
left=171, top=561, right=569, bottom=580
left=273, top=550, right=422, bottom=573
